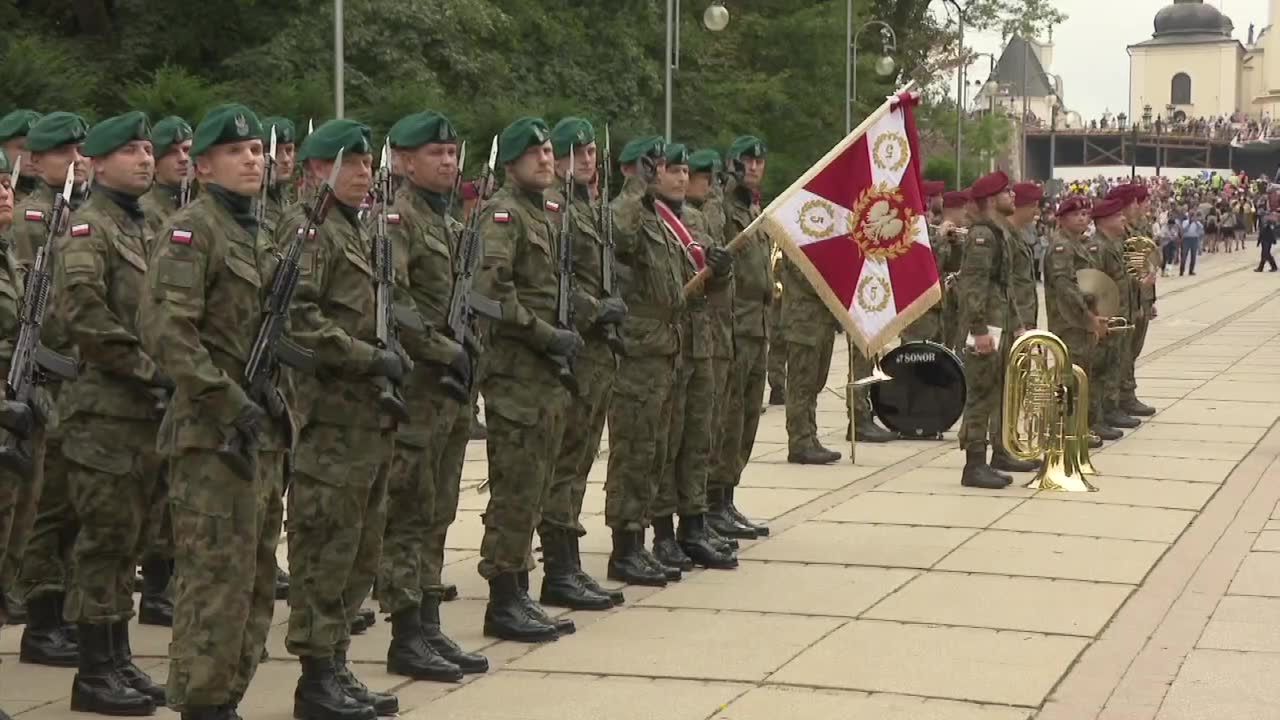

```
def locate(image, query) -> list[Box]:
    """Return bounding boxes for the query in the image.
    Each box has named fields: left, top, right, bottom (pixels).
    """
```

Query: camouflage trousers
left=1100, top=330, right=1130, bottom=414
left=141, top=467, right=172, bottom=564
left=166, top=448, right=284, bottom=711
left=0, top=427, right=46, bottom=623
left=943, top=290, right=966, bottom=352
left=376, top=383, right=470, bottom=615
left=605, top=355, right=677, bottom=530
left=844, top=335, right=874, bottom=423
left=13, top=434, right=70, bottom=604
left=654, top=354, right=712, bottom=518
left=477, top=374, right=570, bottom=580
left=285, top=423, right=392, bottom=657
left=786, top=329, right=836, bottom=454
left=901, top=305, right=944, bottom=344
left=957, top=347, right=1005, bottom=452
left=62, top=416, right=161, bottom=624
left=706, top=346, right=736, bottom=495
left=712, top=336, right=767, bottom=491
left=1059, top=329, right=1096, bottom=429
left=540, top=342, right=615, bottom=537
left=767, top=302, right=786, bottom=390
left=1122, top=311, right=1151, bottom=396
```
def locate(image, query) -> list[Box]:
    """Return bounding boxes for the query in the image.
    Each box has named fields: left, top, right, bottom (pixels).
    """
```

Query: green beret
left=0, top=110, right=41, bottom=143
left=689, top=149, right=722, bottom=174
left=498, top=117, right=551, bottom=165
left=0, top=149, right=11, bottom=174
left=27, top=112, right=89, bottom=153
left=550, top=117, right=594, bottom=158
left=728, top=135, right=767, bottom=162
left=192, top=104, right=264, bottom=157
left=665, top=142, right=689, bottom=166
left=262, top=116, right=296, bottom=145
left=387, top=112, right=457, bottom=150
left=151, top=116, right=193, bottom=159
left=618, top=135, right=666, bottom=165
left=298, top=119, right=372, bottom=162
left=82, top=111, right=151, bottom=158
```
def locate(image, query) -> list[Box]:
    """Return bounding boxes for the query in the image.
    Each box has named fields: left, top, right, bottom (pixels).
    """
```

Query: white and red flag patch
left=762, top=90, right=939, bottom=356
left=492, top=211, right=511, bottom=224
left=24, top=210, right=43, bottom=222
left=70, top=223, right=90, bottom=237
left=171, top=229, right=193, bottom=245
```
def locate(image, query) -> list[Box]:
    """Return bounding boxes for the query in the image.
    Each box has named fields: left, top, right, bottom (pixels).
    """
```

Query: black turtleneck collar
left=336, top=202, right=361, bottom=226
left=516, top=185, right=543, bottom=206
left=156, top=182, right=181, bottom=202
left=572, top=181, right=592, bottom=203
left=16, top=175, right=36, bottom=196
left=93, top=183, right=145, bottom=223
left=657, top=195, right=684, bottom=216
left=204, top=183, right=258, bottom=235
left=412, top=184, right=449, bottom=216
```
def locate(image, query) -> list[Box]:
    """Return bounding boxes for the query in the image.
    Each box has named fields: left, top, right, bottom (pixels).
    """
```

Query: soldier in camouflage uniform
left=140, top=116, right=193, bottom=240
left=955, top=171, right=1018, bottom=490
left=11, top=112, right=89, bottom=668
left=374, top=111, right=487, bottom=681
left=900, top=180, right=948, bottom=343
left=1044, top=196, right=1109, bottom=445
left=1090, top=196, right=1138, bottom=439
left=281, top=119, right=404, bottom=720
left=649, top=143, right=738, bottom=572
left=259, top=117, right=297, bottom=237
left=473, top=117, right=583, bottom=643
left=0, top=110, right=41, bottom=201
left=940, top=190, right=972, bottom=352
left=55, top=111, right=171, bottom=715
left=765, top=259, right=785, bottom=406
left=708, top=136, right=774, bottom=539
left=1120, top=184, right=1157, bottom=418
left=139, top=104, right=289, bottom=720
left=536, top=117, right=627, bottom=610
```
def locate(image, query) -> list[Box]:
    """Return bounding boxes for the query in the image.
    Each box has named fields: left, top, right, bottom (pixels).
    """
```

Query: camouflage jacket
left=1091, top=230, right=1133, bottom=319
left=687, top=193, right=733, bottom=359
left=610, top=193, right=687, bottom=358
left=12, top=183, right=56, bottom=267
left=260, top=183, right=292, bottom=238
left=957, top=217, right=1013, bottom=336
left=671, top=202, right=725, bottom=361
left=139, top=189, right=289, bottom=452
left=0, top=234, right=21, bottom=369
left=724, top=180, right=773, bottom=339
left=547, top=181, right=608, bottom=337
left=1009, top=226, right=1039, bottom=329
left=1044, top=228, right=1095, bottom=334
left=54, top=191, right=165, bottom=422
left=140, top=183, right=181, bottom=243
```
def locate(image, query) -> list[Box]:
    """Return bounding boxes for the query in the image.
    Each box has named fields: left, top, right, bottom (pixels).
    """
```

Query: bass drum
left=869, top=341, right=966, bottom=438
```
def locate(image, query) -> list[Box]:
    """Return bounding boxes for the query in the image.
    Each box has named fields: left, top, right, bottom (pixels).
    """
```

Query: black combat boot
left=607, top=528, right=667, bottom=587
left=725, top=487, right=770, bottom=537
left=138, top=558, right=173, bottom=627
left=517, top=571, right=574, bottom=635
left=111, top=620, right=166, bottom=704
left=989, top=448, right=1040, bottom=473
left=1091, top=423, right=1123, bottom=441
left=635, top=528, right=681, bottom=581
left=651, top=516, right=694, bottom=572
left=482, top=574, right=558, bottom=643
left=6, top=590, right=25, bottom=625
left=569, top=534, right=624, bottom=605
left=1121, top=395, right=1156, bottom=417
left=420, top=594, right=488, bottom=674
left=787, top=445, right=840, bottom=465
left=1088, top=432, right=1104, bottom=449
left=678, top=515, right=739, bottom=569
left=386, top=607, right=462, bottom=682
left=539, top=530, right=613, bottom=610
left=274, top=562, right=290, bottom=600
left=1104, top=410, right=1140, bottom=429
left=20, top=592, right=78, bottom=667
left=705, top=522, right=738, bottom=552
left=70, top=623, right=155, bottom=716
left=293, top=656, right=375, bottom=720
left=960, top=448, right=1011, bottom=490
left=441, top=584, right=458, bottom=601
left=854, top=415, right=896, bottom=443
left=334, top=652, right=398, bottom=716
left=706, top=488, right=758, bottom=540
left=768, top=385, right=786, bottom=406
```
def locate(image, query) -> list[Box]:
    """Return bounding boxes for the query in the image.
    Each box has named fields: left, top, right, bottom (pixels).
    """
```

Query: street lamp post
left=943, top=0, right=967, bottom=189
left=848, top=18, right=898, bottom=135
left=335, top=0, right=344, bottom=118
left=1049, top=94, right=1058, bottom=182
left=665, top=1, right=730, bottom=141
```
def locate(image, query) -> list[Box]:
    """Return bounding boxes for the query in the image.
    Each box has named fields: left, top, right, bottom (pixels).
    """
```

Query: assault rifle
left=598, top=126, right=623, bottom=354
left=255, top=126, right=278, bottom=228
left=552, top=147, right=579, bottom=395
left=178, top=160, right=195, bottom=209
left=0, top=165, right=79, bottom=474
left=371, top=139, right=421, bottom=422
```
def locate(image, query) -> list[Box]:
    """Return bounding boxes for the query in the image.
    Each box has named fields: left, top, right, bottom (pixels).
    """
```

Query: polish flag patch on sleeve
left=170, top=229, right=193, bottom=245
left=387, top=213, right=401, bottom=225
left=544, top=200, right=561, bottom=213
left=24, top=210, right=43, bottom=222
left=493, top=211, right=511, bottom=224
left=296, top=227, right=317, bottom=240
left=70, top=223, right=91, bottom=237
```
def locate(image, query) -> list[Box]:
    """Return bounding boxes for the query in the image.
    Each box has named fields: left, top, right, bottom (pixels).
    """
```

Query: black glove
left=232, top=402, right=266, bottom=451
left=547, top=327, right=585, bottom=359
left=220, top=401, right=266, bottom=481
left=0, top=400, right=33, bottom=439
left=447, top=344, right=472, bottom=392
left=368, top=349, right=406, bottom=382
left=150, top=370, right=175, bottom=393
left=707, top=246, right=734, bottom=277
left=595, top=297, right=629, bottom=326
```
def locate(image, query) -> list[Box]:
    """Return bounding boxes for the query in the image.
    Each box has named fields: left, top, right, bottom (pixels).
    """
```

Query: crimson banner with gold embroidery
left=762, top=92, right=939, bottom=356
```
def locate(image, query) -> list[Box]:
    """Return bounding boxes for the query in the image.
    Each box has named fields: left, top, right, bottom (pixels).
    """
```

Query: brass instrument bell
left=1076, top=269, right=1132, bottom=332
left=1122, top=235, right=1159, bottom=279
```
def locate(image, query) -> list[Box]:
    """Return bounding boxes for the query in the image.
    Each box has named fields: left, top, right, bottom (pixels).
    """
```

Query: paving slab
left=1126, top=423, right=1267, bottom=444
left=732, top=486, right=826, bottom=520
left=507, top=607, right=842, bottom=681
left=937, top=529, right=1167, bottom=583
left=876, top=467, right=1039, bottom=498
left=769, top=620, right=1087, bottom=707
left=638, top=561, right=916, bottom=617
left=1187, top=380, right=1280, bottom=403
left=1102, top=438, right=1255, bottom=462
left=1199, top=596, right=1280, bottom=652
left=738, top=461, right=878, bottom=490
left=1156, top=649, right=1280, bottom=720
left=1227, top=552, right=1280, bottom=597
left=817, top=492, right=1023, bottom=528
left=1155, top=399, right=1280, bottom=427
left=711, top=686, right=1032, bottom=720
left=740, top=522, right=975, bottom=568
left=864, top=572, right=1132, bottom=636
left=1253, top=530, right=1280, bottom=552
left=1092, top=454, right=1237, bottom=483
left=1039, top=477, right=1217, bottom=511
left=991, top=499, right=1195, bottom=543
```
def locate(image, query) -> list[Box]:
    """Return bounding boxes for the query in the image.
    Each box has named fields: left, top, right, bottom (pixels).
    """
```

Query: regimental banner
left=762, top=90, right=940, bottom=356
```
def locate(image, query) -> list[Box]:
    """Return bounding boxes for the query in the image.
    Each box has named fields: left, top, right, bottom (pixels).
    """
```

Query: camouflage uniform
left=687, top=191, right=735, bottom=495
left=766, top=275, right=785, bottom=392
left=1123, top=217, right=1155, bottom=401
left=1044, top=227, right=1098, bottom=405
left=139, top=189, right=288, bottom=709
left=956, top=218, right=1012, bottom=451
left=1091, top=230, right=1132, bottom=421
left=1009, top=227, right=1039, bottom=330
left=941, top=228, right=967, bottom=351
left=280, top=202, right=396, bottom=658
left=140, top=183, right=181, bottom=242
left=473, top=184, right=572, bottom=579
left=901, top=225, right=948, bottom=343
left=260, top=184, right=291, bottom=238
left=780, top=256, right=837, bottom=455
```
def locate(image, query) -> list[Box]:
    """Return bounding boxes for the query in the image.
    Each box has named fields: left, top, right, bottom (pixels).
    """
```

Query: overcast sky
left=949, top=0, right=1271, bottom=120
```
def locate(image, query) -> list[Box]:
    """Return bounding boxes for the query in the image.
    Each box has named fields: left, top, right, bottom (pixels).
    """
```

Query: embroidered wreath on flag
left=848, top=182, right=920, bottom=261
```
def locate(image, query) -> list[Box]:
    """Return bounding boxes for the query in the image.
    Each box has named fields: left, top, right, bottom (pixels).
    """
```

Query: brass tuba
left=1123, top=236, right=1159, bottom=279
left=1001, top=330, right=1098, bottom=492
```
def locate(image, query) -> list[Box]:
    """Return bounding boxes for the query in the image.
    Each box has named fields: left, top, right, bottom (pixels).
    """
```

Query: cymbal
left=1077, top=268, right=1121, bottom=317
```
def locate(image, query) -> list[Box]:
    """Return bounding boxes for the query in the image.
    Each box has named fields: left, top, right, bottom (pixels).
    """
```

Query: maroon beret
left=1012, top=182, right=1043, bottom=208
left=1131, top=184, right=1150, bottom=201
left=1104, top=184, right=1135, bottom=204
left=1055, top=195, right=1091, bottom=216
left=942, top=190, right=970, bottom=209
left=969, top=171, right=1009, bottom=200
left=922, top=180, right=946, bottom=198
left=1091, top=197, right=1126, bottom=219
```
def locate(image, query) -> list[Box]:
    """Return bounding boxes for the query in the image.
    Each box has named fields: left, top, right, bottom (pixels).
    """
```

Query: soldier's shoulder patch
left=544, top=200, right=561, bottom=213
left=170, top=229, right=193, bottom=245
left=70, top=223, right=91, bottom=238
left=492, top=211, right=512, bottom=224
left=1087, top=243, right=1100, bottom=253
left=1053, top=244, right=1066, bottom=253
left=386, top=213, right=401, bottom=225
left=296, top=226, right=317, bottom=240
left=24, top=210, right=43, bottom=223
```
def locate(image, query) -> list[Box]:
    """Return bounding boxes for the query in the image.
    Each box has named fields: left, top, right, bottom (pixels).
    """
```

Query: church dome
left=1153, top=0, right=1233, bottom=38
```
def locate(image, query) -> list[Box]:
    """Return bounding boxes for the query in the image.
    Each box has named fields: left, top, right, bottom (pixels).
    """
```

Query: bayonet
left=9, top=156, right=20, bottom=186
left=551, top=146, right=578, bottom=394
left=371, top=138, right=414, bottom=423
left=445, top=140, right=466, bottom=219
left=256, top=125, right=278, bottom=227
left=178, top=161, right=194, bottom=209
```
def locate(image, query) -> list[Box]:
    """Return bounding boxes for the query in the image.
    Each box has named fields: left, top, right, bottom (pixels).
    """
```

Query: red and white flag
left=762, top=91, right=939, bottom=356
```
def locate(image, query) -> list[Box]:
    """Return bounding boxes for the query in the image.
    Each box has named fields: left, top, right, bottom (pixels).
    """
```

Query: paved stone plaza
left=6, top=251, right=1280, bottom=718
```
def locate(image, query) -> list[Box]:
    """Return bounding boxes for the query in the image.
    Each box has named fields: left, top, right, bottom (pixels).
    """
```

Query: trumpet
left=1123, top=236, right=1159, bottom=279
left=930, top=223, right=969, bottom=236
left=943, top=271, right=960, bottom=291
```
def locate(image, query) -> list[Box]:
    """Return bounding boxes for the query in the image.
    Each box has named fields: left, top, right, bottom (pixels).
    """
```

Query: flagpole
left=848, top=339, right=857, bottom=464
